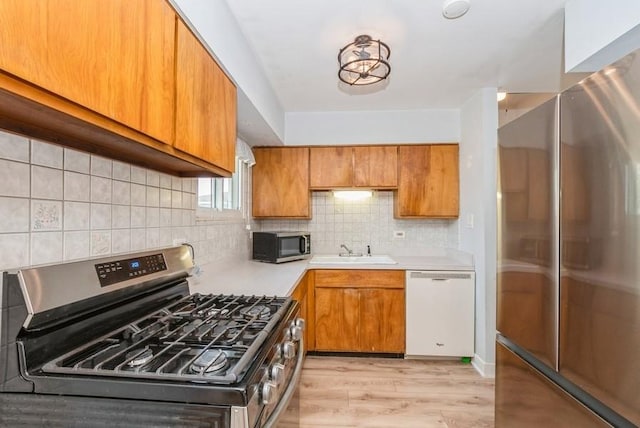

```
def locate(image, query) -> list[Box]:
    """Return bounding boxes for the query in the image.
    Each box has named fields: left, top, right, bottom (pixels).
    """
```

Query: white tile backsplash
left=64, top=171, right=91, bottom=202
left=63, top=231, right=90, bottom=261
left=91, top=176, right=112, bottom=203
left=91, top=155, right=112, bottom=178
left=64, top=202, right=90, bottom=230
left=0, top=132, right=29, bottom=162
left=31, top=232, right=63, bottom=265
left=131, top=184, right=146, bottom=206
left=112, top=161, right=131, bottom=181
left=91, top=203, right=112, bottom=230
left=31, top=140, right=63, bottom=169
left=31, top=166, right=63, bottom=200
left=112, top=180, right=131, bottom=205
left=0, top=129, right=250, bottom=270
left=0, top=197, right=29, bottom=233
left=0, top=160, right=30, bottom=197
left=64, top=148, right=90, bottom=173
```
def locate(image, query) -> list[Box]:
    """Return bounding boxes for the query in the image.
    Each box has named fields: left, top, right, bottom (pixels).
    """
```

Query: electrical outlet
left=172, top=238, right=186, bottom=246
left=393, top=231, right=406, bottom=239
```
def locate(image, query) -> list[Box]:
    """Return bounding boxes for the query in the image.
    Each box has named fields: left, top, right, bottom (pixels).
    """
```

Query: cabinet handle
left=432, top=278, right=448, bottom=281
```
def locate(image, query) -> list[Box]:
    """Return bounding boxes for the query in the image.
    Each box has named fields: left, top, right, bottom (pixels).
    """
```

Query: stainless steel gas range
left=0, top=245, right=304, bottom=427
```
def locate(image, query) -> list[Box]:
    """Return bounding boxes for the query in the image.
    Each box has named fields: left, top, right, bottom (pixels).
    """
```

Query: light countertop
left=189, top=249, right=474, bottom=297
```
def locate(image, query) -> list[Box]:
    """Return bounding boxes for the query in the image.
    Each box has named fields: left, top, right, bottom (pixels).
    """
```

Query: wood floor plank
left=299, top=356, right=495, bottom=428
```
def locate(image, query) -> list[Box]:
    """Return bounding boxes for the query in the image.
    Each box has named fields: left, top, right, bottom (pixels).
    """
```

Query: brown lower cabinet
left=313, top=270, right=405, bottom=353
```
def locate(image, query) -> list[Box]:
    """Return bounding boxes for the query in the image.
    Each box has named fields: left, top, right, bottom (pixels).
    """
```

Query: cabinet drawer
left=314, top=270, right=404, bottom=288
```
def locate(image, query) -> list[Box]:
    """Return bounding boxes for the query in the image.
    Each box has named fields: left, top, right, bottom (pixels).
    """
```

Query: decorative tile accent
left=63, top=202, right=90, bottom=231
left=91, top=176, right=112, bottom=203
left=31, top=232, right=63, bottom=265
left=64, top=171, right=90, bottom=202
left=31, top=140, right=63, bottom=169
left=91, top=155, right=112, bottom=178
left=0, top=198, right=29, bottom=233
left=63, top=231, right=90, bottom=261
left=0, top=131, right=29, bottom=162
left=31, top=200, right=62, bottom=231
left=31, top=166, right=63, bottom=200
left=64, top=148, right=90, bottom=173
left=90, top=231, right=111, bottom=256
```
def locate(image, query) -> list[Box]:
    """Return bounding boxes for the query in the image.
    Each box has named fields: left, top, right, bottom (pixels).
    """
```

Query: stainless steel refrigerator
left=496, top=49, right=640, bottom=427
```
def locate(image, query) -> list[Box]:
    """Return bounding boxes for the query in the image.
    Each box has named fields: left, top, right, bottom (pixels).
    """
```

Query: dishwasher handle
left=408, top=271, right=473, bottom=280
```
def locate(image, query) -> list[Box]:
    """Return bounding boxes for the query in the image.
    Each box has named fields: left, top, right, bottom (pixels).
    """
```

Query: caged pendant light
left=338, top=35, right=391, bottom=86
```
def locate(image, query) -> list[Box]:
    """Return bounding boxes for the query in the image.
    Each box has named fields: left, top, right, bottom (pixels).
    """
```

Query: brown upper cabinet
left=252, top=147, right=311, bottom=218
left=395, top=144, right=459, bottom=218
left=310, top=146, right=398, bottom=189
left=175, top=20, right=236, bottom=174
left=0, top=0, right=176, bottom=144
left=0, top=0, right=236, bottom=177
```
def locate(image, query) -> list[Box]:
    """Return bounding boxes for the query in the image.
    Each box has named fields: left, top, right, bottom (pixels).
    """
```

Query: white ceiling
left=225, top=0, right=583, bottom=113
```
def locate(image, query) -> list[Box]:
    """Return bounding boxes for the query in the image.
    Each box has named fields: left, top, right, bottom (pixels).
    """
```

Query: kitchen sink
left=309, top=255, right=397, bottom=265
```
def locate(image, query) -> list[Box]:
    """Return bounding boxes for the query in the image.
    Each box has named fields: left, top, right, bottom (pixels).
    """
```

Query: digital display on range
left=95, top=253, right=166, bottom=287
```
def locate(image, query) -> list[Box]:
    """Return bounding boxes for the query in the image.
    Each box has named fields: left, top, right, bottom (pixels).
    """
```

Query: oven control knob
left=283, top=341, right=296, bottom=360
left=274, top=344, right=283, bottom=359
left=261, top=381, right=277, bottom=405
left=270, top=363, right=285, bottom=384
left=295, top=318, right=306, bottom=330
left=290, top=325, right=303, bottom=341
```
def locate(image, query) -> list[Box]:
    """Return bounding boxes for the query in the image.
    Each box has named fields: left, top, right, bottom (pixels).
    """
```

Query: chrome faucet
left=340, top=244, right=353, bottom=255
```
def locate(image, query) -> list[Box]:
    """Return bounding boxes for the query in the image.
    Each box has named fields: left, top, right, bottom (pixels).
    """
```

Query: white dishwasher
left=405, top=270, right=475, bottom=357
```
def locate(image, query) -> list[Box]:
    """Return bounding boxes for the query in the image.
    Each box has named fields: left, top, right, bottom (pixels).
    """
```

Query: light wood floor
left=298, top=356, right=495, bottom=428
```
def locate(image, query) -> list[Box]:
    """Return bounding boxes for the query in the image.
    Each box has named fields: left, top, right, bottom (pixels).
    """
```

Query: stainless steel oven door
left=263, top=337, right=305, bottom=428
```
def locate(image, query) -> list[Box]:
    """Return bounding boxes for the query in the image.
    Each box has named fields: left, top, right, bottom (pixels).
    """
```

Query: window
left=196, top=139, right=254, bottom=220
left=197, top=157, right=248, bottom=219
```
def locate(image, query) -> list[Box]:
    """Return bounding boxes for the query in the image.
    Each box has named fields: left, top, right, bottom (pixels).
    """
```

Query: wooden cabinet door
left=309, top=147, right=353, bottom=188
left=252, top=147, right=310, bottom=218
left=354, top=146, right=398, bottom=188
left=0, top=0, right=176, bottom=143
left=395, top=144, right=459, bottom=218
left=315, top=288, right=360, bottom=352
left=175, top=20, right=236, bottom=173
left=360, top=288, right=405, bottom=353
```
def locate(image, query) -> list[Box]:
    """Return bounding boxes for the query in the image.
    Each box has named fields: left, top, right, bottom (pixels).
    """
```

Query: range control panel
left=95, top=253, right=167, bottom=287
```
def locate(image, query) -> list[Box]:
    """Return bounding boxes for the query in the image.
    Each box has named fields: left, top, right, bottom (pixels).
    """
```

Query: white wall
left=459, top=88, right=498, bottom=377
left=565, top=0, right=640, bottom=72
left=285, top=109, right=460, bottom=145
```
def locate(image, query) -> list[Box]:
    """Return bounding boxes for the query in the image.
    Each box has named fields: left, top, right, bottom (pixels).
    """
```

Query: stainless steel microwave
left=252, top=231, right=311, bottom=263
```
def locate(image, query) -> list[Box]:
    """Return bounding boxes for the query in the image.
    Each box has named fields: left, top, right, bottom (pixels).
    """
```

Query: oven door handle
left=263, top=337, right=305, bottom=428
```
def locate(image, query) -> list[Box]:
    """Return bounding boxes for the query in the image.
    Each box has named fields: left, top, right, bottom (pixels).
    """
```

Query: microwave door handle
left=300, top=236, right=308, bottom=253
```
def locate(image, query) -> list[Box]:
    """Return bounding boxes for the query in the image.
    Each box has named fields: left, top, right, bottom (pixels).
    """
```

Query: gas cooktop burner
left=190, top=349, right=228, bottom=374
left=126, top=348, right=153, bottom=367
left=239, top=305, right=270, bottom=320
